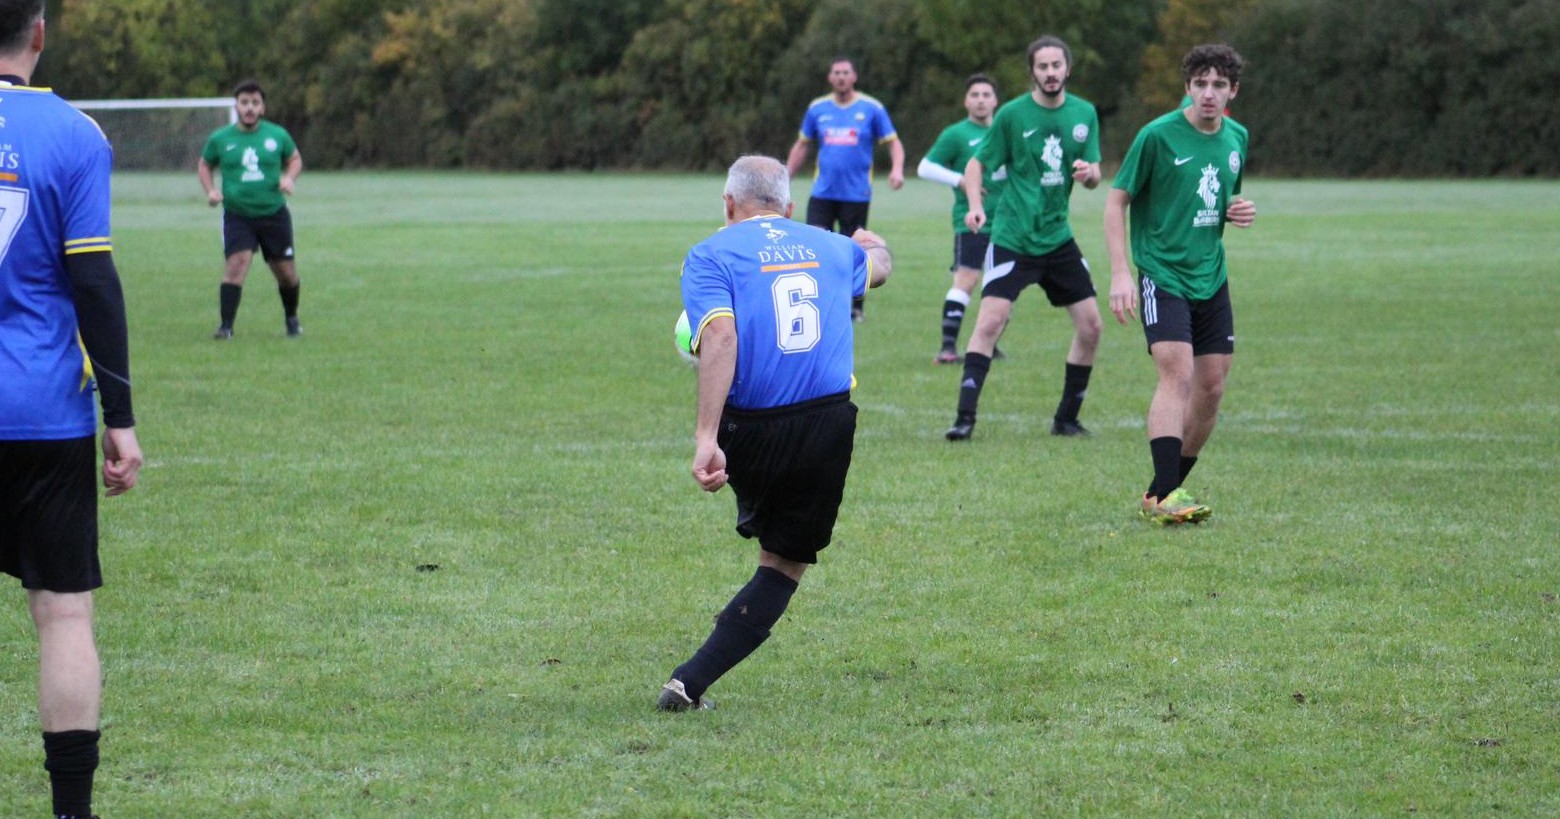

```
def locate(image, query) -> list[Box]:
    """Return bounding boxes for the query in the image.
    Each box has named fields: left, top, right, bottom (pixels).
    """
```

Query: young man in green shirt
left=1104, top=44, right=1257, bottom=525
left=917, top=73, right=1005, bottom=364
left=198, top=80, right=304, bottom=339
left=945, top=36, right=1105, bottom=441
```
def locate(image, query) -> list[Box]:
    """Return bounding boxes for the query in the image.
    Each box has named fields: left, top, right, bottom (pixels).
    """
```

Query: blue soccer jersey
left=681, top=216, right=870, bottom=410
left=798, top=94, right=898, bottom=203
left=0, top=84, right=113, bottom=440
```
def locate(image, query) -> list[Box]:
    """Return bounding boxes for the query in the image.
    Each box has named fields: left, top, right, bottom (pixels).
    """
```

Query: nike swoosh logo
left=968, top=138, right=982, bottom=146
left=1174, top=156, right=1193, bottom=165
left=1023, top=129, right=1038, bottom=138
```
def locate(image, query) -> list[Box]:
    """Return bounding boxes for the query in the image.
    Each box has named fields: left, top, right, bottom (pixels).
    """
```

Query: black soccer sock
left=43, top=729, right=99, bottom=819
left=956, top=352, right=993, bottom=418
left=1054, top=362, right=1093, bottom=423
left=279, top=282, right=301, bottom=318
left=941, top=289, right=970, bottom=349
left=852, top=294, right=865, bottom=315
left=673, top=566, right=799, bottom=700
left=1179, top=455, right=1199, bottom=485
left=219, top=283, right=242, bottom=328
left=1148, top=436, right=1184, bottom=500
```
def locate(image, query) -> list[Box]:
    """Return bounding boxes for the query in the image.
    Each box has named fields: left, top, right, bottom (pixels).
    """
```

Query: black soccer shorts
left=805, top=197, right=871, bottom=237
left=1140, top=277, right=1235, bottom=356
left=952, top=231, right=990, bottom=273
left=0, top=437, right=102, bottom=592
left=981, top=239, right=1096, bottom=307
left=718, top=393, right=857, bottom=564
left=223, top=205, right=296, bottom=262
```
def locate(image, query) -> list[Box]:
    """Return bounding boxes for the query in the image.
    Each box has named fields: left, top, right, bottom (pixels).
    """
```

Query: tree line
left=39, top=0, right=1560, bottom=176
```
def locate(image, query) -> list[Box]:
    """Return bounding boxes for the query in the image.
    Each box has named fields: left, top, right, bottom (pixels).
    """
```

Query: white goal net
left=69, top=97, right=236, bottom=171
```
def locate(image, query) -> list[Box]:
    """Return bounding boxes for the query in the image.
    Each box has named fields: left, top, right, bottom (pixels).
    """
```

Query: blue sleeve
left=679, top=244, right=734, bottom=353
left=874, top=104, right=897, bottom=143
left=64, top=119, right=114, bottom=251
left=853, top=243, right=869, bottom=299
left=798, top=104, right=818, bottom=141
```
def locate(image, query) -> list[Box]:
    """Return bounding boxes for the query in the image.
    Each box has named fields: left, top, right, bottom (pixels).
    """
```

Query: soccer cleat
left=1051, top=419, right=1091, bottom=437
left=1149, top=487, right=1212, bottom=526
left=657, top=679, right=714, bottom=712
left=286, top=316, right=303, bottom=337
left=1140, top=493, right=1159, bottom=521
left=934, top=348, right=960, bottom=364
left=212, top=325, right=233, bottom=340
left=945, top=414, right=976, bottom=441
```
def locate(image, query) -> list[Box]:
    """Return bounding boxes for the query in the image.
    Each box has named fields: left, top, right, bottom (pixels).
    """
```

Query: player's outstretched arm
left=916, top=157, right=963, bottom=187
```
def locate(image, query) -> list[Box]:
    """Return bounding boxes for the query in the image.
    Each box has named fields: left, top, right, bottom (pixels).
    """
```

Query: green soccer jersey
left=1113, top=109, right=1248, bottom=301
left=924, top=118, right=1005, bottom=234
left=201, top=120, right=297, bottom=218
left=975, top=93, right=1100, bottom=256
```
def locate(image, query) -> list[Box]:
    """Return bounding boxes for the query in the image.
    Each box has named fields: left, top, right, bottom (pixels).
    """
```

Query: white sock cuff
left=944, top=288, right=971, bottom=306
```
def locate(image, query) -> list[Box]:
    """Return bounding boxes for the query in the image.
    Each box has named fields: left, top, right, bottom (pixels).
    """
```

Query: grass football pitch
left=1, top=172, right=1555, bottom=816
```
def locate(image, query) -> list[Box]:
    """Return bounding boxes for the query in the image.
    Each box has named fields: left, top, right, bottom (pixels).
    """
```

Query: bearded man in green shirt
left=945, top=36, right=1105, bottom=442
left=1104, top=44, right=1256, bottom=525
left=198, top=80, right=304, bottom=340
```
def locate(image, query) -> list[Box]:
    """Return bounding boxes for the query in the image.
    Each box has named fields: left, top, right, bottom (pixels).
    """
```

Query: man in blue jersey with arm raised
left=657, top=155, right=891, bottom=711
left=0, top=2, right=143, bottom=816
left=787, top=56, right=903, bottom=321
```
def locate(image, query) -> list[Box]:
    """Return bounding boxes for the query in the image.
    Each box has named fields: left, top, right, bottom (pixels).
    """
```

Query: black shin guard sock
left=43, top=729, right=100, bottom=818
left=1179, top=455, right=1199, bottom=486
left=673, top=566, right=799, bottom=699
left=1054, top=362, right=1093, bottom=422
left=219, top=282, right=242, bottom=328
left=1148, top=436, right=1184, bottom=500
left=279, top=282, right=301, bottom=317
left=941, top=300, right=966, bottom=348
left=956, top=352, right=993, bottom=418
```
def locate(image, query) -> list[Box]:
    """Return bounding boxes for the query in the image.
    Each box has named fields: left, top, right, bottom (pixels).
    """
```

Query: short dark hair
left=232, top=79, right=266, bottom=101
left=0, top=0, right=44, bottom=55
left=830, top=55, right=856, bottom=73
left=965, top=72, right=998, bottom=97
left=1027, top=35, right=1072, bottom=70
left=1182, top=44, right=1244, bottom=87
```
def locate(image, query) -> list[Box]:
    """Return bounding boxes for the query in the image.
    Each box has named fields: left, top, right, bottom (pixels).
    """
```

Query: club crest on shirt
left=1040, top=135, right=1065, bottom=186
left=1194, top=164, right=1222, bottom=227
left=1072, top=123, right=1089, bottom=143
left=1229, top=151, right=1242, bottom=174
left=264, top=137, right=278, bottom=152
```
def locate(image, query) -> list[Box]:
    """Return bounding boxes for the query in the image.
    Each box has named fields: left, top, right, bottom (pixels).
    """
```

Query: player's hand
left=206, top=189, right=222, bottom=208
left=1071, top=160, right=1098, bottom=187
left=1227, top=197, right=1256, bottom=227
left=1108, top=271, right=1138, bottom=325
left=888, top=169, right=904, bottom=190
left=101, top=427, right=142, bottom=497
left=279, top=177, right=296, bottom=196
left=964, top=207, right=986, bottom=233
left=850, top=228, right=886, bottom=249
left=691, top=441, right=727, bottom=493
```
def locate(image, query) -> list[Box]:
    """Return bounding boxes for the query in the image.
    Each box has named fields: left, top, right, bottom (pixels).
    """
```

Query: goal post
left=69, top=97, right=237, bottom=171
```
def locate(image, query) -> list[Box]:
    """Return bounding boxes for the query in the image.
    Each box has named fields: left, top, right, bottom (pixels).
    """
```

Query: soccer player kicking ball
left=658, top=155, right=891, bottom=711
left=1104, top=44, right=1256, bottom=525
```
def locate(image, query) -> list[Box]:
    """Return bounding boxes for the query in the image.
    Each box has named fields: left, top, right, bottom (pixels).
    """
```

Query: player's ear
left=723, top=194, right=736, bottom=224
left=31, top=17, right=45, bottom=54
left=783, top=202, right=794, bottom=219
